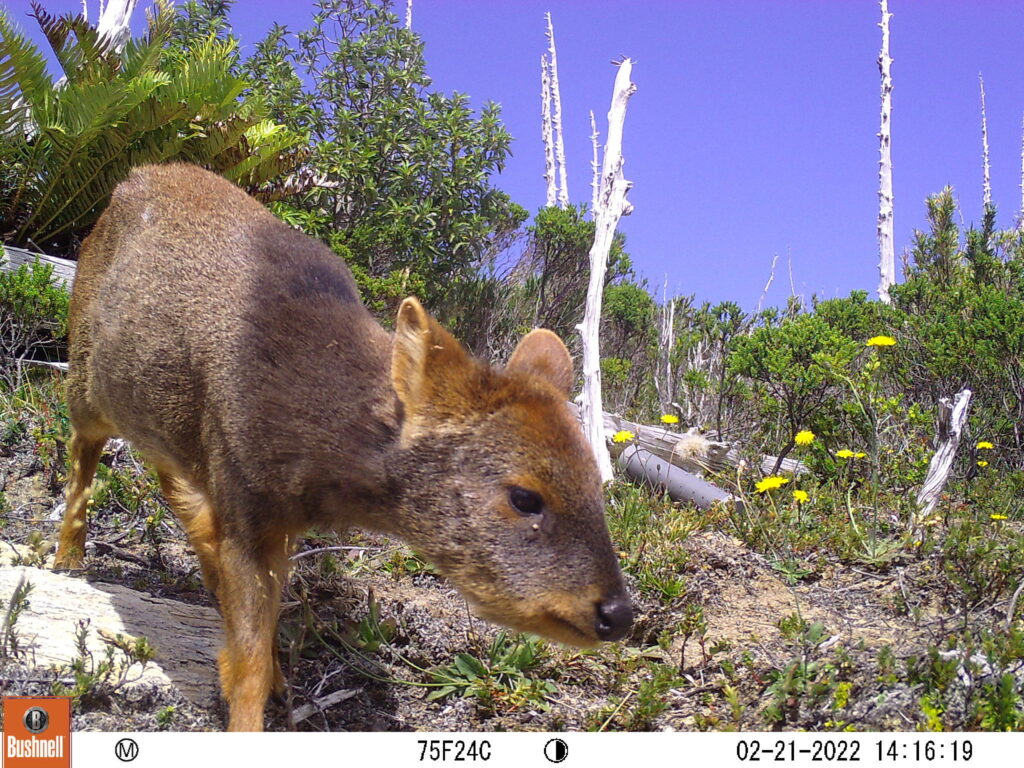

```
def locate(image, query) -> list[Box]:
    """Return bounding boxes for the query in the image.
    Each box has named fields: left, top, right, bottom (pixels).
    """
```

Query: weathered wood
left=877, top=0, right=895, bottom=304
left=915, top=388, right=972, bottom=523
left=0, top=246, right=76, bottom=290
left=980, top=74, right=991, bottom=208
left=541, top=54, right=557, bottom=207
left=0, top=554, right=220, bottom=704
left=579, top=59, right=636, bottom=483
left=566, top=402, right=808, bottom=478
left=545, top=12, right=569, bottom=208
left=618, top=445, right=742, bottom=511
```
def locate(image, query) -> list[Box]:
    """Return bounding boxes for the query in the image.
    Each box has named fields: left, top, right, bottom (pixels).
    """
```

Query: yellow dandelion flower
left=866, top=335, right=897, bottom=347
left=612, top=430, right=635, bottom=443
left=836, top=449, right=856, bottom=459
left=976, top=441, right=994, bottom=450
left=977, top=460, right=989, bottom=468
left=990, top=514, right=1008, bottom=521
left=854, top=452, right=867, bottom=459
left=755, top=476, right=790, bottom=493
left=792, top=489, right=809, bottom=504
left=794, top=430, right=815, bottom=446
left=660, top=414, right=680, bottom=425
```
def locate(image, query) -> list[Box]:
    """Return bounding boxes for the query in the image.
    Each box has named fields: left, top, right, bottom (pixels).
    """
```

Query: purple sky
left=6, top=1, right=1024, bottom=310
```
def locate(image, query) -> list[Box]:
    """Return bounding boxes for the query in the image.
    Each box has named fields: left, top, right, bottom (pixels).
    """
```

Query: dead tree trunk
left=95, top=0, right=138, bottom=53
left=656, top=285, right=676, bottom=415
left=876, top=0, right=895, bottom=304
left=545, top=13, right=569, bottom=208
left=1020, top=112, right=1024, bottom=228
left=541, top=55, right=557, bottom=207
left=578, top=59, right=636, bottom=483
left=980, top=74, right=991, bottom=209
left=589, top=110, right=600, bottom=216
left=915, top=388, right=972, bottom=524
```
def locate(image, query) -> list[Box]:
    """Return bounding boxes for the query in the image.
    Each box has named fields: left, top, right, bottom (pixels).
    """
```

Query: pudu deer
left=54, top=163, right=633, bottom=730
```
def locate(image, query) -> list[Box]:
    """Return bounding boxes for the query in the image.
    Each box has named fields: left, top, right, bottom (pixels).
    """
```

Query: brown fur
left=53, top=163, right=632, bottom=731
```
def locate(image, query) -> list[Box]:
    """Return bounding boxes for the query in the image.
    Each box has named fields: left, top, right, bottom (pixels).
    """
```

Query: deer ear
left=392, top=297, right=471, bottom=412
left=506, top=328, right=574, bottom=398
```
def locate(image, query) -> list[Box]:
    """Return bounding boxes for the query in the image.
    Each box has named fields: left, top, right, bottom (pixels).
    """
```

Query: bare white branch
left=578, top=59, right=637, bottom=482
left=541, top=54, right=557, bottom=207
left=655, top=279, right=676, bottom=415
left=96, top=0, right=138, bottom=53
left=545, top=12, right=569, bottom=208
left=755, top=252, right=780, bottom=315
left=589, top=110, right=600, bottom=216
left=877, top=0, right=895, bottom=304
left=980, top=73, right=991, bottom=208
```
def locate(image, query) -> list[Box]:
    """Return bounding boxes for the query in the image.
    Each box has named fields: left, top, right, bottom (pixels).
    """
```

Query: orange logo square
left=2, top=697, right=71, bottom=768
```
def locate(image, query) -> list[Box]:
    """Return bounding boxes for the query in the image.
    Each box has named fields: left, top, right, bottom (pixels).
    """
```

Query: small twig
left=291, top=688, right=361, bottom=724
left=597, top=690, right=633, bottom=732
left=290, top=545, right=369, bottom=562
left=670, top=683, right=717, bottom=699
left=755, top=252, right=780, bottom=314
left=91, top=540, right=150, bottom=567
left=101, top=529, right=132, bottom=547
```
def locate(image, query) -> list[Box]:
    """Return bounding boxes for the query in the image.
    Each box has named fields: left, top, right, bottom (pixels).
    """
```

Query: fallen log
left=617, top=445, right=742, bottom=511
left=567, top=403, right=808, bottom=478
left=0, top=246, right=76, bottom=289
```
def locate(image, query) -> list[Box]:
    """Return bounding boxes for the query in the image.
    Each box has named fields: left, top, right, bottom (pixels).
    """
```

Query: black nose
left=595, top=595, right=634, bottom=641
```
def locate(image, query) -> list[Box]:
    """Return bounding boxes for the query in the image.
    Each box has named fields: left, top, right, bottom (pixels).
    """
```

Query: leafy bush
left=243, top=0, right=524, bottom=312
left=0, top=0, right=303, bottom=254
left=729, top=312, right=860, bottom=468
left=0, top=250, right=69, bottom=388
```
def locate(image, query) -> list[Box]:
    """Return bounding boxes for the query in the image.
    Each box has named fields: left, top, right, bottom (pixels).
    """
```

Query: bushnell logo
left=23, top=707, right=49, bottom=734
left=2, top=697, right=71, bottom=768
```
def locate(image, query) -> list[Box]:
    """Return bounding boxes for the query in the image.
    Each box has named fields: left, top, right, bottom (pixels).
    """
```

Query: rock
left=0, top=560, right=221, bottom=705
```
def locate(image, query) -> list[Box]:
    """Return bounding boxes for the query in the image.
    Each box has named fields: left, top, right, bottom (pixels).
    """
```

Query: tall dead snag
left=579, top=59, right=636, bottom=483
left=915, top=388, right=972, bottom=525
left=406, top=0, right=412, bottom=29
left=95, top=0, right=138, bottom=53
left=656, top=282, right=676, bottom=415
left=980, top=74, right=991, bottom=208
left=876, top=0, right=895, bottom=304
left=541, top=55, right=557, bottom=207
left=589, top=110, right=600, bottom=215
left=1020, top=113, right=1024, bottom=227
left=545, top=12, right=569, bottom=208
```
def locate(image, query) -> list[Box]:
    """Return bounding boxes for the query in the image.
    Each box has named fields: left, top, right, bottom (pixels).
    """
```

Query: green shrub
left=0, top=252, right=69, bottom=388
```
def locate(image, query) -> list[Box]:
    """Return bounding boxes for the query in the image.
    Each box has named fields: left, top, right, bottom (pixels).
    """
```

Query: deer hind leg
left=216, top=532, right=292, bottom=731
left=155, top=468, right=224, bottom=602
left=54, top=428, right=109, bottom=569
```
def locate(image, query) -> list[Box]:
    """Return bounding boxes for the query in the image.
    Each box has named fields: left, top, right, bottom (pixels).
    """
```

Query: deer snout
left=595, top=593, right=634, bottom=641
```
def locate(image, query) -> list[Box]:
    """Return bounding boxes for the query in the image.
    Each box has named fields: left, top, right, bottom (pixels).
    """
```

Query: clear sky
left=6, top=1, right=1024, bottom=310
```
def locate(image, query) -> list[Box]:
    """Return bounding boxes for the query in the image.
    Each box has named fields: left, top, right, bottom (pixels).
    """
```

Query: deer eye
left=508, top=486, right=544, bottom=516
